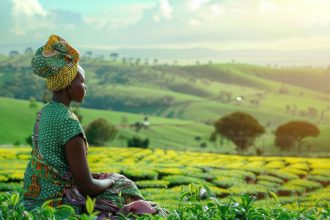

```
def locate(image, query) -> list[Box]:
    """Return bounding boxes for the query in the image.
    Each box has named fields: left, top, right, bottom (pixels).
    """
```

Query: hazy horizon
left=1, top=0, right=330, bottom=65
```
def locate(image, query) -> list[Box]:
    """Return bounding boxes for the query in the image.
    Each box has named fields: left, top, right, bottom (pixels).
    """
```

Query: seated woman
left=23, top=35, right=159, bottom=218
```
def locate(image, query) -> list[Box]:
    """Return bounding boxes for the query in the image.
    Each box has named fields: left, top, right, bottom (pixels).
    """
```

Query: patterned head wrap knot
left=31, top=35, right=80, bottom=91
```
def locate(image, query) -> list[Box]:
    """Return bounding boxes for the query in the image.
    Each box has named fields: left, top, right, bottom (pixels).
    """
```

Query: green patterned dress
left=23, top=102, right=143, bottom=213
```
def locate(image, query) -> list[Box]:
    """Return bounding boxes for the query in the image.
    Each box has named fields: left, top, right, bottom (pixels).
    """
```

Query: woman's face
left=69, top=66, right=87, bottom=103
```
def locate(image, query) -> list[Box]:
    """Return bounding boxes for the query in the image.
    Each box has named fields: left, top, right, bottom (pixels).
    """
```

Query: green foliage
left=122, top=169, right=158, bottom=181
left=286, top=179, right=323, bottom=191
left=275, top=121, right=320, bottom=151
left=265, top=169, right=299, bottom=181
left=212, top=177, right=246, bottom=188
left=257, top=175, right=284, bottom=184
left=0, top=192, right=99, bottom=220
left=127, top=136, right=149, bottom=148
left=25, top=135, right=32, bottom=146
left=214, top=111, right=265, bottom=153
left=85, top=118, right=117, bottom=145
left=29, top=97, right=37, bottom=109
left=163, top=175, right=206, bottom=187
left=136, top=180, right=169, bottom=189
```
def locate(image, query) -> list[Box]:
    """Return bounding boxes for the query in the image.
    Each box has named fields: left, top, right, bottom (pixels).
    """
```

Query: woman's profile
left=23, top=35, right=161, bottom=218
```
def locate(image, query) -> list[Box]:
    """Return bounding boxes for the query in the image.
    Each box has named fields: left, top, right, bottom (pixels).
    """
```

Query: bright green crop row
left=0, top=147, right=329, bottom=209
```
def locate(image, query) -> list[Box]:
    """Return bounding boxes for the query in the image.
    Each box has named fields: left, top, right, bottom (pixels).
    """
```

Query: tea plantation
left=0, top=147, right=329, bottom=216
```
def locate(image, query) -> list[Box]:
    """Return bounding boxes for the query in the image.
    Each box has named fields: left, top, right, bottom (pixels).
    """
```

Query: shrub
left=127, top=136, right=149, bottom=148
left=122, top=169, right=158, bottom=181
left=257, top=175, right=284, bottom=184
left=229, top=184, right=269, bottom=199
left=285, top=179, right=322, bottom=191
left=163, top=175, right=206, bottom=187
left=277, top=185, right=305, bottom=196
left=85, top=118, right=117, bottom=145
left=265, top=169, right=299, bottom=181
left=136, top=180, right=169, bottom=188
left=212, top=177, right=245, bottom=188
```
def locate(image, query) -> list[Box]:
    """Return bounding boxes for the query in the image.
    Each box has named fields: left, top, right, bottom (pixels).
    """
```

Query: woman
left=23, top=35, right=158, bottom=218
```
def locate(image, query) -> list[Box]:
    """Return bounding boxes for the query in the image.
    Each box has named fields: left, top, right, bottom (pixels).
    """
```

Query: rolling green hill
left=1, top=54, right=330, bottom=154
left=0, top=97, right=329, bottom=155
left=0, top=97, right=216, bottom=151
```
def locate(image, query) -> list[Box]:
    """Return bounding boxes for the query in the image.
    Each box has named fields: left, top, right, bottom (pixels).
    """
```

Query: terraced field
left=0, top=147, right=329, bottom=210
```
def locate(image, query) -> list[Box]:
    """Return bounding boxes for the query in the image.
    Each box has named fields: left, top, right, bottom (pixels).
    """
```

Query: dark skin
left=53, top=66, right=157, bottom=212
left=53, top=66, right=113, bottom=197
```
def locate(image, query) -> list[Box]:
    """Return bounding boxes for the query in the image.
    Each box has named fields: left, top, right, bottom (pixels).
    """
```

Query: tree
left=85, top=118, right=117, bottom=146
left=25, top=47, right=33, bottom=54
left=85, top=51, right=93, bottom=58
left=275, top=121, right=320, bottom=152
left=9, top=50, right=19, bottom=57
left=110, top=53, right=119, bottom=61
left=214, top=112, right=265, bottom=154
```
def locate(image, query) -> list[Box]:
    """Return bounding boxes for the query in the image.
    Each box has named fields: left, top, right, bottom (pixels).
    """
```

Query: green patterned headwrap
left=31, top=35, right=80, bottom=91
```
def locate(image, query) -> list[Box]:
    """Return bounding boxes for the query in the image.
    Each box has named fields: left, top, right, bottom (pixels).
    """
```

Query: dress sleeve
left=60, top=112, right=86, bottom=146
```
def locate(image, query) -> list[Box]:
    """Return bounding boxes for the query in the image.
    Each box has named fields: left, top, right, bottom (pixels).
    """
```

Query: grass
left=0, top=96, right=215, bottom=150
left=5, top=96, right=330, bottom=155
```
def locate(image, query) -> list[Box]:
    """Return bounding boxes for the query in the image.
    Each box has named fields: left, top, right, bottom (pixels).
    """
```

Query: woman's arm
left=65, top=135, right=113, bottom=197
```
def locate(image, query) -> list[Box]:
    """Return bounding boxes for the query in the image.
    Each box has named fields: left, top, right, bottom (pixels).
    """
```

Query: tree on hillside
left=85, top=118, right=117, bottom=146
left=85, top=51, right=93, bottom=58
left=9, top=50, right=19, bottom=57
left=110, top=53, right=119, bottom=61
left=275, top=121, right=320, bottom=152
left=214, top=112, right=265, bottom=154
left=25, top=47, right=34, bottom=54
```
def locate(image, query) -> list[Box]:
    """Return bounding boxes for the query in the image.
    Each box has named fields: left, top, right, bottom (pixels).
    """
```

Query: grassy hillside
left=0, top=97, right=217, bottom=151
left=1, top=55, right=330, bottom=153
left=1, top=97, right=330, bottom=154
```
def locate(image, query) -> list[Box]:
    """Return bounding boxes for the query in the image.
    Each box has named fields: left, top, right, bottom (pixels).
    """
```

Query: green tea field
left=1, top=147, right=329, bottom=210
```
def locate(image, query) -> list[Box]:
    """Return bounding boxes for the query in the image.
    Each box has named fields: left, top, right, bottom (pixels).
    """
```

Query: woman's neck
left=52, top=90, right=71, bottom=107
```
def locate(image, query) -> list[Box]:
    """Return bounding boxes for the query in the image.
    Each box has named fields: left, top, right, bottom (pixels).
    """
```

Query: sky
left=1, top=0, right=330, bottom=58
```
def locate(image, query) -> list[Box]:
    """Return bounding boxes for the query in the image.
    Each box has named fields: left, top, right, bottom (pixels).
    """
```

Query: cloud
left=187, top=0, right=209, bottom=11
left=258, top=0, right=278, bottom=14
left=11, top=0, right=47, bottom=17
left=2, top=0, right=330, bottom=52
left=83, top=2, right=154, bottom=30
left=9, top=0, right=51, bottom=36
left=159, top=0, right=173, bottom=20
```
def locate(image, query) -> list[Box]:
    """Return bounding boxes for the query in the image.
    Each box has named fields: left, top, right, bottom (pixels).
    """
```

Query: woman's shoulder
left=43, top=102, right=79, bottom=122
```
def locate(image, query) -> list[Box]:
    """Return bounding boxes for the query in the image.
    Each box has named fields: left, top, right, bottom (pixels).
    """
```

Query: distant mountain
left=2, top=45, right=330, bottom=66
left=92, top=48, right=330, bottom=66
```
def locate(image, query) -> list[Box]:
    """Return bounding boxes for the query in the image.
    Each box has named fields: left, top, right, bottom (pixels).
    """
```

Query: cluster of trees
left=211, top=111, right=320, bottom=154
left=25, top=105, right=320, bottom=153
left=84, top=118, right=150, bottom=148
